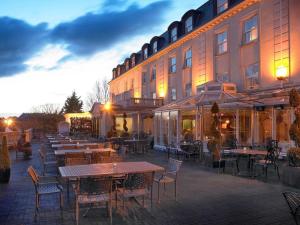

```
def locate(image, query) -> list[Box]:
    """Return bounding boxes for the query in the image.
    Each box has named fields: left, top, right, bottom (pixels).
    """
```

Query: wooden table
left=54, top=148, right=116, bottom=156
left=52, top=143, right=99, bottom=148
left=59, top=161, right=164, bottom=206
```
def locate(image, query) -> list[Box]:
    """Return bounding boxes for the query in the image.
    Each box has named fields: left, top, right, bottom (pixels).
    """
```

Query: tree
left=207, top=102, right=221, bottom=161
left=63, top=91, right=83, bottom=113
left=31, top=103, right=62, bottom=115
left=85, top=78, right=110, bottom=109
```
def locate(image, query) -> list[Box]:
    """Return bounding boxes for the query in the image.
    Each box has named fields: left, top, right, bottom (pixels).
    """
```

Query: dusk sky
left=0, top=0, right=205, bottom=117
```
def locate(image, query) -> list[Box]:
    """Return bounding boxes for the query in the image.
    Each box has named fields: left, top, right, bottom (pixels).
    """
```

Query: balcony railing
left=125, top=97, right=164, bottom=108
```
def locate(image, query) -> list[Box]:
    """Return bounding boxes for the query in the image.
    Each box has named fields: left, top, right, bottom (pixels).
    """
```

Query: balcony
left=125, top=97, right=164, bottom=108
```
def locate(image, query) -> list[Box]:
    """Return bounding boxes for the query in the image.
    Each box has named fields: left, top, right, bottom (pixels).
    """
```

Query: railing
left=0, top=129, right=33, bottom=147
left=125, top=97, right=164, bottom=108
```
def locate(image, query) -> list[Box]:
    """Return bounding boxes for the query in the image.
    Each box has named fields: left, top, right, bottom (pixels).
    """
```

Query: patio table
left=54, top=148, right=116, bottom=156
left=52, top=143, right=99, bottom=149
left=59, top=161, right=164, bottom=206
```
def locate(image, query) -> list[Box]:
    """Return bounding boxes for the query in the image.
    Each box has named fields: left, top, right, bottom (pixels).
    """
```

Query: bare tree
left=31, top=103, right=62, bottom=115
left=85, top=78, right=110, bottom=110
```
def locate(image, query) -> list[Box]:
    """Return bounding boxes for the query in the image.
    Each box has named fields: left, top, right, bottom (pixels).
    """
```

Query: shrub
left=0, top=136, right=10, bottom=170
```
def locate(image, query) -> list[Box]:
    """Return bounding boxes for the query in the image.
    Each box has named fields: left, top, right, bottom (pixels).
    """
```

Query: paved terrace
left=0, top=142, right=298, bottom=225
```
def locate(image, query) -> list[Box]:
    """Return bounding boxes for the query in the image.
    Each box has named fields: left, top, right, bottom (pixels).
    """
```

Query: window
left=196, top=85, right=205, bottom=94
left=132, top=56, right=135, bottom=67
left=171, top=27, right=177, bottom=42
left=169, top=57, right=177, bottom=73
left=184, top=49, right=192, bottom=68
left=243, top=16, right=258, bottom=44
left=216, top=31, right=228, bottom=54
left=245, top=63, right=259, bottom=89
left=151, top=66, right=156, bottom=81
left=185, top=16, right=193, bottom=33
left=125, top=61, right=129, bottom=71
left=217, top=0, right=228, bottom=14
left=142, top=72, right=147, bottom=84
left=131, top=79, right=134, bottom=89
left=118, top=67, right=121, bottom=75
left=143, top=48, right=148, bottom=59
left=171, top=88, right=177, bottom=101
left=185, top=83, right=192, bottom=97
left=216, top=73, right=229, bottom=83
left=152, top=92, right=157, bottom=99
left=153, top=41, right=158, bottom=53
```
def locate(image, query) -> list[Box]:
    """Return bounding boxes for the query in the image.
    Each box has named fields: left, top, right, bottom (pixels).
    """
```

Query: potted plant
left=207, top=102, right=223, bottom=168
left=0, top=136, right=11, bottom=183
left=121, top=113, right=129, bottom=138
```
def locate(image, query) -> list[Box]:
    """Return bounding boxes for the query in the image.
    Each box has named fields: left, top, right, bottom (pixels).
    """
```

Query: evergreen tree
left=62, top=91, right=83, bottom=113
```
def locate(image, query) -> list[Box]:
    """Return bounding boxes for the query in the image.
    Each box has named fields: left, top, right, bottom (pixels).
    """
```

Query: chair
left=90, top=151, right=111, bottom=164
left=74, top=177, right=113, bottom=225
left=65, top=152, right=89, bottom=166
left=154, top=158, right=183, bottom=203
left=283, top=191, right=300, bottom=225
left=27, top=166, right=63, bottom=219
left=219, top=150, right=239, bottom=175
left=253, top=146, right=280, bottom=179
left=117, top=173, right=153, bottom=208
left=39, top=147, right=57, bottom=175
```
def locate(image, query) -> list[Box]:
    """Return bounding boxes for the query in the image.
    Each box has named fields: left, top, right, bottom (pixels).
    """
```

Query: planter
left=0, top=168, right=10, bottom=183
left=282, top=166, right=300, bottom=188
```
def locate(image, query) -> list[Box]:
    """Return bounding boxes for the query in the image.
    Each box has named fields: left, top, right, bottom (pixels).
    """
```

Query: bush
left=0, top=136, right=10, bottom=170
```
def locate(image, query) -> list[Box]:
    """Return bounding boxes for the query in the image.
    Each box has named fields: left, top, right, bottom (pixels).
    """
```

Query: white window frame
left=217, top=0, right=228, bottom=14
left=152, top=92, right=157, bottom=99
left=185, top=83, right=192, bottom=97
left=245, top=63, right=259, bottom=89
left=216, top=73, right=229, bottom=83
left=184, top=48, right=192, bottom=68
left=142, top=72, right=147, bottom=84
left=185, top=16, right=193, bottom=33
left=216, top=31, right=228, bottom=55
left=151, top=65, right=156, bottom=81
left=143, top=48, right=148, bottom=59
left=171, top=88, right=177, bottom=101
left=171, top=27, right=177, bottom=42
left=243, top=15, right=258, bottom=44
left=153, top=41, right=158, bottom=53
left=169, top=57, right=177, bottom=73
left=131, top=56, right=135, bottom=67
left=125, top=61, right=129, bottom=71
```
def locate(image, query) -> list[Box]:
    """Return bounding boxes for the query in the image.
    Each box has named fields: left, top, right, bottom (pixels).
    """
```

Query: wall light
left=276, top=65, right=288, bottom=81
left=104, top=102, right=111, bottom=111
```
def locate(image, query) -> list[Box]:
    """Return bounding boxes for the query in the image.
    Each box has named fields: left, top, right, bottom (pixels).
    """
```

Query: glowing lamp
left=159, top=89, right=165, bottom=98
left=276, top=65, right=288, bottom=81
left=4, top=118, right=13, bottom=126
left=104, top=102, right=111, bottom=111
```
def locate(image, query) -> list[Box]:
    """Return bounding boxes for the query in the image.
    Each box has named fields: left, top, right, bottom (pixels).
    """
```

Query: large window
left=185, top=83, right=192, bottom=97
left=216, top=31, right=228, bottom=54
left=151, top=65, right=156, bottom=81
left=153, top=41, right=158, bottom=53
left=143, top=48, right=148, bottom=59
left=216, top=73, right=229, bottom=83
left=217, top=0, right=228, bottom=14
left=184, top=48, right=192, bottom=68
left=131, top=56, right=135, bottom=67
left=169, top=57, right=177, bottom=73
left=171, top=88, right=177, bottom=101
left=171, top=27, right=177, bottom=42
left=243, top=16, right=258, bottom=44
left=185, top=16, right=193, bottom=33
left=142, top=72, right=147, bottom=84
left=245, top=63, right=259, bottom=89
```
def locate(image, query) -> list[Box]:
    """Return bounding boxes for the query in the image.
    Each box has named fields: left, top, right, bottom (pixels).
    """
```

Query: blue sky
left=0, top=0, right=205, bottom=117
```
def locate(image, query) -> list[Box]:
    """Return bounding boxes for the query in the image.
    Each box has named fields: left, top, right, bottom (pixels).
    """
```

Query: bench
left=283, top=191, right=300, bottom=225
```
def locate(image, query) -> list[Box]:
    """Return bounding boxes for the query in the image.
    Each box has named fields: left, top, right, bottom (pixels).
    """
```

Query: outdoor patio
left=0, top=141, right=297, bottom=225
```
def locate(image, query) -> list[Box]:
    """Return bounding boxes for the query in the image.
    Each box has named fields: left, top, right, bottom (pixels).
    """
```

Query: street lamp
left=276, top=65, right=288, bottom=81
left=104, top=101, right=111, bottom=111
left=4, top=118, right=13, bottom=127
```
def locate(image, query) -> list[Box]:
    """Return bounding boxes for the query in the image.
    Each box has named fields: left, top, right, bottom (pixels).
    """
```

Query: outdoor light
left=104, top=102, right=111, bottom=111
left=4, top=118, right=13, bottom=127
left=276, top=65, right=288, bottom=81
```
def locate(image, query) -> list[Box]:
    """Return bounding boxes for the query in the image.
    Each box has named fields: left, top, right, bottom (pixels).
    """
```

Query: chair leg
left=157, top=182, right=160, bottom=203
left=76, top=201, right=79, bottom=225
left=174, top=180, right=177, bottom=201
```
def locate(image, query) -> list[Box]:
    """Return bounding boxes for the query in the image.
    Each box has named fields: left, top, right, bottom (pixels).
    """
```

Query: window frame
left=185, top=83, right=192, bottom=97
left=169, top=57, right=177, bottom=73
left=216, top=31, right=228, bottom=55
left=184, top=48, right=192, bottom=68
left=131, top=56, right=135, bottom=67
left=185, top=16, right=193, bottom=33
left=153, top=41, right=158, bottom=53
left=142, top=72, right=147, bottom=84
left=217, top=0, right=228, bottom=14
left=151, top=65, right=156, bottom=81
left=243, top=15, right=258, bottom=44
left=171, top=27, right=178, bottom=42
left=143, top=48, right=148, bottom=60
left=171, top=88, right=177, bottom=101
left=216, top=73, right=229, bottom=83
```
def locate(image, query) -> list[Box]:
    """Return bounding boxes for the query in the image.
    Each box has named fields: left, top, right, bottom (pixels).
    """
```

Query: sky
left=0, top=0, right=205, bottom=117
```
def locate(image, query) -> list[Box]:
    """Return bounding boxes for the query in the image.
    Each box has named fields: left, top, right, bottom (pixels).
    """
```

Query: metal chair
left=74, top=177, right=113, bottom=225
left=65, top=152, right=89, bottom=165
left=154, top=158, right=183, bottom=202
left=27, top=166, right=63, bottom=220
left=39, top=147, right=57, bottom=175
left=283, top=191, right=300, bottom=225
left=90, top=151, right=111, bottom=163
left=219, top=149, right=239, bottom=175
left=117, top=173, right=153, bottom=208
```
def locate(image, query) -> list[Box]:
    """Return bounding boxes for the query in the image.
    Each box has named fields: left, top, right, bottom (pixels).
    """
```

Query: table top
left=226, top=149, right=268, bottom=156
left=124, top=139, right=147, bottom=143
left=52, top=143, right=99, bottom=148
left=59, top=161, right=164, bottom=178
left=50, top=139, right=88, bottom=144
left=54, top=148, right=116, bottom=156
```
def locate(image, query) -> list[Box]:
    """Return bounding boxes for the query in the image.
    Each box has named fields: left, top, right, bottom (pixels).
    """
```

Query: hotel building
left=95, top=0, right=300, bottom=152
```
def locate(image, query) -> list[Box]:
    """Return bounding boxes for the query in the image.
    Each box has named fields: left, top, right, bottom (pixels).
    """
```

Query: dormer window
left=217, top=0, right=228, bottom=14
left=143, top=48, right=148, bottom=59
left=125, top=61, right=129, bottom=71
left=117, top=67, right=121, bottom=76
left=153, top=41, right=158, bottom=53
left=132, top=56, right=135, bottom=67
left=171, top=27, right=178, bottom=42
left=185, top=16, right=193, bottom=33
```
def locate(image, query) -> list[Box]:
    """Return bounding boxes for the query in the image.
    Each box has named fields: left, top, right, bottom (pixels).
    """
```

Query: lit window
left=152, top=92, right=157, bottom=99
left=169, top=57, right=177, bottom=73
left=185, top=16, right=193, bottom=33
left=142, top=72, right=147, bottom=84
left=143, top=48, right=148, bottom=59
left=217, top=0, right=228, bottom=14
left=132, top=56, right=135, bottom=67
left=244, top=16, right=258, bottom=44
left=171, top=88, right=177, bottom=101
left=184, top=48, right=192, bottom=68
left=153, top=41, right=158, bottom=53
left=171, top=27, right=177, bottom=42
left=151, top=65, right=156, bottom=81
left=245, top=63, right=259, bottom=89
left=216, top=73, right=229, bottom=83
left=185, top=83, right=192, bottom=97
left=216, top=31, right=228, bottom=54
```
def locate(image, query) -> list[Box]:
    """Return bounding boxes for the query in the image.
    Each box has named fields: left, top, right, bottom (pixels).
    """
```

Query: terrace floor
left=0, top=141, right=298, bottom=225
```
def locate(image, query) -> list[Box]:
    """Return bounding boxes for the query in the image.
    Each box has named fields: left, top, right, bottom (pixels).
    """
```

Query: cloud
left=50, top=0, right=171, bottom=56
left=0, top=17, right=48, bottom=77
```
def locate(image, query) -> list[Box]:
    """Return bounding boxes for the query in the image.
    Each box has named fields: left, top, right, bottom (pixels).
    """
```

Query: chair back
left=90, top=151, right=111, bottom=163
left=65, top=152, right=89, bottom=165
left=167, top=158, right=183, bottom=176
left=27, top=166, right=39, bottom=191
left=124, top=173, right=152, bottom=190
left=76, top=177, right=112, bottom=196
left=39, top=148, right=46, bottom=162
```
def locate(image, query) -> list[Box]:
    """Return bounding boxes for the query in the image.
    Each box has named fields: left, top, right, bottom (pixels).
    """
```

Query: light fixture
left=4, top=118, right=13, bottom=127
left=104, top=102, right=111, bottom=111
left=276, top=65, right=288, bottom=81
